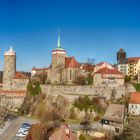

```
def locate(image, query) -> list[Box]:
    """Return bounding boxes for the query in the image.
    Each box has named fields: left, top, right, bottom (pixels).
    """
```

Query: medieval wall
left=12, top=79, right=29, bottom=90
left=41, top=84, right=135, bottom=100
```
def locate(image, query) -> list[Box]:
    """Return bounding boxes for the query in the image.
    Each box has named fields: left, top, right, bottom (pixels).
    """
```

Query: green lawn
left=133, top=83, right=140, bottom=92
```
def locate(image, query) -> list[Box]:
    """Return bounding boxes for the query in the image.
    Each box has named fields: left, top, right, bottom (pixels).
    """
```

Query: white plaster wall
left=129, top=103, right=140, bottom=115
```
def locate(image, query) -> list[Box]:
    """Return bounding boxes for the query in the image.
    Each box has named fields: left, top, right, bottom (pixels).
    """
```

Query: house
left=12, top=71, right=29, bottom=90
left=117, top=64, right=129, bottom=76
left=49, top=124, right=77, bottom=140
left=101, top=104, right=126, bottom=133
left=127, top=57, right=140, bottom=79
left=93, top=67, right=124, bottom=87
left=129, top=92, right=140, bottom=115
left=93, top=62, right=114, bottom=73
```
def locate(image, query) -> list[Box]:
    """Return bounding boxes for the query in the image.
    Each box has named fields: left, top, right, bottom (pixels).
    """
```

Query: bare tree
left=55, top=64, right=65, bottom=84
left=87, top=58, right=95, bottom=65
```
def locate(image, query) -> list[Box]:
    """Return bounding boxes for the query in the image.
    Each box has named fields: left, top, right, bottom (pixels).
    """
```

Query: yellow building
left=127, top=57, right=140, bottom=78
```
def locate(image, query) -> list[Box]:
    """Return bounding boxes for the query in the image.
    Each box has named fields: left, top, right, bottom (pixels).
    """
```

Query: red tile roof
left=13, top=72, right=29, bottom=79
left=127, top=57, right=140, bottom=64
left=65, top=57, right=80, bottom=68
left=94, top=67, right=123, bottom=75
left=130, top=92, right=140, bottom=104
left=96, top=62, right=106, bottom=66
left=95, top=62, right=115, bottom=68
left=49, top=124, right=77, bottom=140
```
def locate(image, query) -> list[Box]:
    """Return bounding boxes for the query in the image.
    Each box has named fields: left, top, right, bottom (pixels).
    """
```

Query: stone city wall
left=41, top=84, right=136, bottom=100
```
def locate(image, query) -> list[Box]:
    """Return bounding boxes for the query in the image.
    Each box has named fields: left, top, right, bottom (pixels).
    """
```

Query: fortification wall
left=41, top=84, right=135, bottom=100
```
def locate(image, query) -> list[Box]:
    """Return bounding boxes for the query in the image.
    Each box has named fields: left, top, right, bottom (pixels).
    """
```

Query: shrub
left=27, top=81, right=41, bottom=96
left=74, top=75, right=87, bottom=85
left=133, top=83, right=140, bottom=92
left=69, top=108, right=76, bottom=119
left=79, top=134, right=86, bottom=140
left=94, top=115, right=101, bottom=122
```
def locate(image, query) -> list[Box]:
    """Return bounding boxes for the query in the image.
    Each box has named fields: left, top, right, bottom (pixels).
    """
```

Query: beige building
left=93, top=67, right=124, bottom=87
left=129, top=92, right=140, bottom=116
left=12, top=72, right=29, bottom=90
left=127, top=57, right=140, bottom=78
left=101, top=104, right=126, bottom=133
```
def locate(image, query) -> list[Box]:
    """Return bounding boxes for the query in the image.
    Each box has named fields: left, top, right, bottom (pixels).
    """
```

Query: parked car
left=16, top=132, right=26, bottom=137
left=16, top=122, right=31, bottom=137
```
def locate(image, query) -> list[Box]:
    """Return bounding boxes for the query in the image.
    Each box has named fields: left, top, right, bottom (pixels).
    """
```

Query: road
left=69, top=122, right=102, bottom=131
left=0, top=116, right=39, bottom=140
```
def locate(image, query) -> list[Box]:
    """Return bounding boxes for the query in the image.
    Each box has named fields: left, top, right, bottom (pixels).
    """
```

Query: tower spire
left=57, top=30, right=61, bottom=48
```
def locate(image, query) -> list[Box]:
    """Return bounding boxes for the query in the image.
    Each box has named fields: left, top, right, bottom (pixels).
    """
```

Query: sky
left=0, top=0, right=140, bottom=71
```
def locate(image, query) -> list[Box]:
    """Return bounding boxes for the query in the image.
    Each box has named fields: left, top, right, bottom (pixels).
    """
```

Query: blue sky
left=0, top=0, right=140, bottom=71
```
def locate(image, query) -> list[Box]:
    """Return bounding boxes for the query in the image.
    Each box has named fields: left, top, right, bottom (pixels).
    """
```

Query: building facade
left=117, top=64, right=129, bottom=76
left=93, top=67, right=124, bottom=87
left=101, top=104, right=126, bottom=133
left=127, top=57, right=140, bottom=78
left=93, top=62, right=114, bottom=73
left=129, top=92, right=140, bottom=115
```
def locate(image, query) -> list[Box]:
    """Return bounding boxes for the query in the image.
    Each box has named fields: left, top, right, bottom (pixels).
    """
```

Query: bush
left=125, top=75, right=131, bottom=83
left=133, top=83, right=140, bottom=91
left=79, top=134, right=86, bottom=140
left=69, top=108, right=76, bottom=119
left=94, top=115, right=101, bottom=122
left=74, top=75, right=87, bottom=85
left=27, top=81, right=41, bottom=96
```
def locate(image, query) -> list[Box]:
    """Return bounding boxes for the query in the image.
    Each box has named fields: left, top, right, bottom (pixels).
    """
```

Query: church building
left=32, top=33, right=81, bottom=84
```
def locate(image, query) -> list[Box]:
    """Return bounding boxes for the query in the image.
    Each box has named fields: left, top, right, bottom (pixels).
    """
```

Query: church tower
left=52, top=32, right=66, bottom=68
left=117, top=48, right=126, bottom=64
left=3, top=47, right=16, bottom=90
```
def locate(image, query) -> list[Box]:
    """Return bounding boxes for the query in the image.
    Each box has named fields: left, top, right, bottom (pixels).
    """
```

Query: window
left=115, top=128, right=120, bottom=133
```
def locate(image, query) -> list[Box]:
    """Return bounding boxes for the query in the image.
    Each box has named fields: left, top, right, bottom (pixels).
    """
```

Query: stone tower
left=3, top=47, right=16, bottom=90
left=52, top=32, right=66, bottom=69
left=117, top=48, right=126, bottom=64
